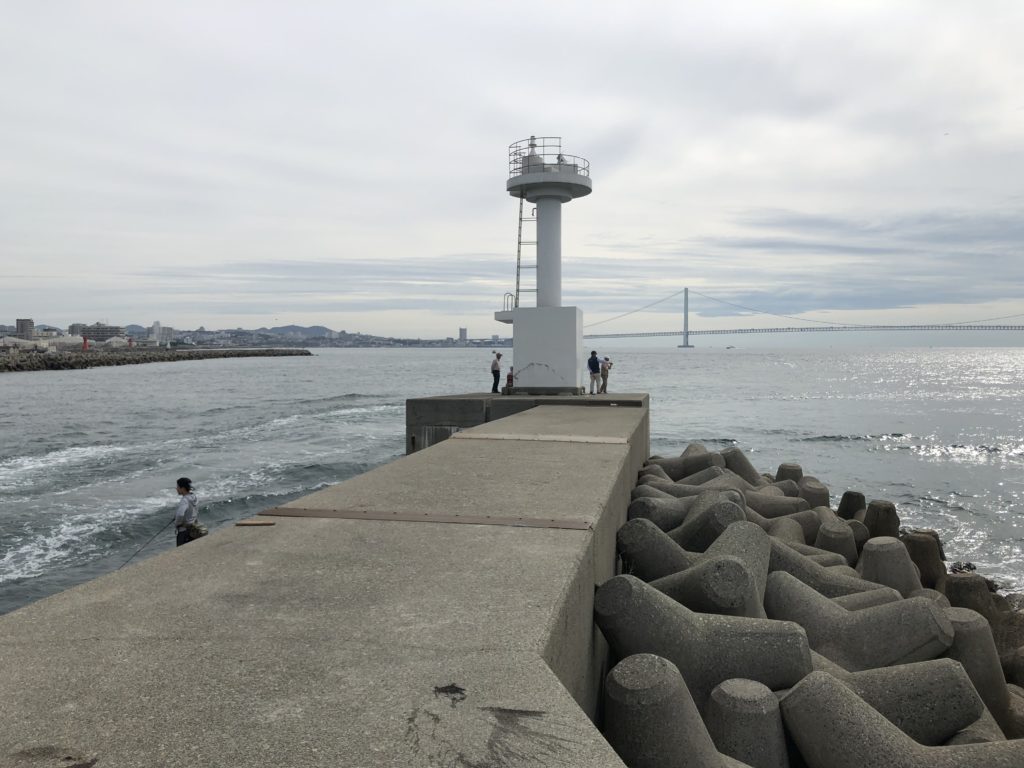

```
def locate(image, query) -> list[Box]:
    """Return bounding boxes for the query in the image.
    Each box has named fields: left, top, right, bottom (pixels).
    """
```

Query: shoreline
left=0, top=347, right=312, bottom=373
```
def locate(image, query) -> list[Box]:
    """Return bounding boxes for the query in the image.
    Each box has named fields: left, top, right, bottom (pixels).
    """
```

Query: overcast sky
left=2, top=1, right=1023, bottom=342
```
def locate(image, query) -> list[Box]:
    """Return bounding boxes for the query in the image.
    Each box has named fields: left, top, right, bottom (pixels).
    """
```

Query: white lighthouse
left=495, top=136, right=592, bottom=394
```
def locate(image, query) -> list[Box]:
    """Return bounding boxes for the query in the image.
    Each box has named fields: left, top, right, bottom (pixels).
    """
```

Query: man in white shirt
left=491, top=352, right=502, bottom=393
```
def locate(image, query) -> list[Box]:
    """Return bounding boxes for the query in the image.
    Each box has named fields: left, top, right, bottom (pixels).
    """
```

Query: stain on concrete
left=480, top=706, right=546, bottom=718
left=472, top=706, right=577, bottom=766
left=405, top=690, right=581, bottom=767
left=405, top=707, right=441, bottom=756
left=433, top=683, right=468, bottom=708
left=6, top=746, right=98, bottom=767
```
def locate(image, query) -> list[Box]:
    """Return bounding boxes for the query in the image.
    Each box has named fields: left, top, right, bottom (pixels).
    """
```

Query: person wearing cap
left=491, top=352, right=502, bottom=393
left=173, top=477, right=200, bottom=546
left=599, top=356, right=613, bottom=394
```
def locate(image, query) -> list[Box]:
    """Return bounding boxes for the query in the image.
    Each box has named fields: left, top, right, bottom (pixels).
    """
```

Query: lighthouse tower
left=495, top=136, right=592, bottom=394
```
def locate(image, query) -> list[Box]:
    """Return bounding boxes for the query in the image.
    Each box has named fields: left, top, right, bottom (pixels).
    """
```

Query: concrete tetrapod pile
left=596, top=442, right=1024, bottom=768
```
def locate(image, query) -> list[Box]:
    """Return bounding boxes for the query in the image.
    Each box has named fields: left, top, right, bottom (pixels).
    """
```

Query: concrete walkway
left=0, top=401, right=648, bottom=767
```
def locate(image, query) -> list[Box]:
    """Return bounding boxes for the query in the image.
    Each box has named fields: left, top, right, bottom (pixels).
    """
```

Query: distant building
left=52, top=336, right=86, bottom=348
left=491, top=334, right=499, bottom=343
left=459, top=327, right=467, bottom=342
left=68, top=323, right=85, bottom=336
left=148, top=322, right=174, bottom=343
left=16, top=319, right=34, bottom=340
left=77, top=322, right=125, bottom=342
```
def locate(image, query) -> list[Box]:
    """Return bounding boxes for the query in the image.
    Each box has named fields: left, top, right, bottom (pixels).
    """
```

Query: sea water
left=1, top=346, right=1022, bottom=615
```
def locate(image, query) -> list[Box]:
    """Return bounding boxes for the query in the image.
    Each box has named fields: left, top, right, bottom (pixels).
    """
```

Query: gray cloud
left=1, top=1, right=1023, bottom=337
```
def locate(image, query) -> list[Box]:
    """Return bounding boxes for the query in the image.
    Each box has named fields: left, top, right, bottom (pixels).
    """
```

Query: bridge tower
left=678, top=287, right=694, bottom=348
left=495, top=136, right=592, bottom=393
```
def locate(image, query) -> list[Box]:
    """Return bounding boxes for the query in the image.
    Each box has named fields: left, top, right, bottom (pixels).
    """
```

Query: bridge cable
left=689, top=292, right=1024, bottom=327
left=947, top=311, right=1024, bottom=325
left=582, top=287, right=690, bottom=328
left=685, top=289, right=871, bottom=327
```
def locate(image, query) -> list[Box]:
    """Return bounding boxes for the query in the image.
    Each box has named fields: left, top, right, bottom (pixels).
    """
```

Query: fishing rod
left=118, top=518, right=174, bottom=571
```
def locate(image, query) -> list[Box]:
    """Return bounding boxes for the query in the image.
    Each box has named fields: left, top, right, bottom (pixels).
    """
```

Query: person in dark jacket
left=587, top=351, right=601, bottom=394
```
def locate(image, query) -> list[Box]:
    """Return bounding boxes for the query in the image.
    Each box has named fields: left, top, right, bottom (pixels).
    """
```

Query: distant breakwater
left=0, top=348, right=312, bottom=373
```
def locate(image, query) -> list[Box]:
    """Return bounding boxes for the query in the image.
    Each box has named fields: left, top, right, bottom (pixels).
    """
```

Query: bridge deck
left=585, top=324, right=1024, bottom=339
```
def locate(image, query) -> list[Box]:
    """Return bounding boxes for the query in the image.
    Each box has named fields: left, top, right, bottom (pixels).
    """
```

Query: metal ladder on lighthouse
left=513, top=192, right=537, bottom=308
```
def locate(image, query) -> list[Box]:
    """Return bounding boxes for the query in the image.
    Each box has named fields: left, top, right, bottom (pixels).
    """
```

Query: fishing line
left=118, top=518, right=174, bottom=571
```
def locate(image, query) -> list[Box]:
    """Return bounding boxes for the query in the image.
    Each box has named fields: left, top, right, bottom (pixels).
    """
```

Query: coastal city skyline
left=0, top=316, right=507, bottom=348
left=3, top=2, right=1023, bottom=340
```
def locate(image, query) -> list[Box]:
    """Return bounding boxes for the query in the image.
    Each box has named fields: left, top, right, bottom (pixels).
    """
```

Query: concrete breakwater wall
left=0, top=347, right=311, bottom=373
left=603, top=442, right=1024, bottom=767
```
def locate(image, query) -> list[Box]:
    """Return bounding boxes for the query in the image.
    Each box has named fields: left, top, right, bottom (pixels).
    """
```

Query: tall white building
left=148, top=322, right=174, bottom=344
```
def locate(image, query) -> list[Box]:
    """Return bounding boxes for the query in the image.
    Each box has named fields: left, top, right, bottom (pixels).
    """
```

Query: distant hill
left=255, top=325, right=337, bottom=338
left=126, top=324, right=147, bottom=336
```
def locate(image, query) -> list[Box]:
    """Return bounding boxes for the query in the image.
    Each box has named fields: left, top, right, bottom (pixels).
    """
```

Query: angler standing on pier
left=490, top=352, right=502, bottom=394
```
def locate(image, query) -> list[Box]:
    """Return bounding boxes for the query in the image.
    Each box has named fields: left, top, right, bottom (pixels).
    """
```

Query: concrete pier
left=0, top=400, right=648, bottom=767
left=406, top=392, right=648, bottom=454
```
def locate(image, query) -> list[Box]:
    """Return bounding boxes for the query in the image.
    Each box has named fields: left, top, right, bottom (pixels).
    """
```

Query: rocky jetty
left=0, top=348, right=311, bottom=373
left=598, top=442, right=1024, bottom=767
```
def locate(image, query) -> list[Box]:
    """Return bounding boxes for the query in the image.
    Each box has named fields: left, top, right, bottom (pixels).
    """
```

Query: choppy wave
left=897, top=488, right=1024, bottom=593
left=301, top=392, right=393, bottom=404
left=0, top=517, right=106, bottom=583
left=0, top=494, right=167, bottom=584
left=0, top=456, right=383, bottom=595
left=699, top=437, right=740, bottom=448
left=0, top=445, right=129, bottom=492
left=197, top=392, right=386, bottom=418
left=794, top=433, right=909, bottom=443
left=186, top=403, right=403, bottom=448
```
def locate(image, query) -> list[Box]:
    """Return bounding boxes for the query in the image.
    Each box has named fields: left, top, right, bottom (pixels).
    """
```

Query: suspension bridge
left=579, top=288, right=1024, bottom=343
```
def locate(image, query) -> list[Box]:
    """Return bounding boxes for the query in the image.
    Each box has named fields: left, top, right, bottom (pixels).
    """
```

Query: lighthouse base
left=494, top=306, right=584, bottom=395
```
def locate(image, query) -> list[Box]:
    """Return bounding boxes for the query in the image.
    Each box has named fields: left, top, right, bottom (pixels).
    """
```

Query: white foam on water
left=0, top=516, right=106, bottom=583
left=0, top=495, right=169, bottom=584
left=264, top=414, right=303, bottom=428
left=0, top=445, right=128, bottom=492
left=321, top=403, right=402, bottom=418
left=178, top=404, right=403, bottom=452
